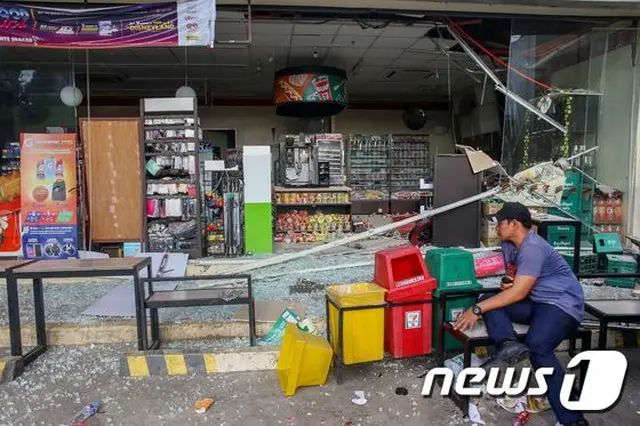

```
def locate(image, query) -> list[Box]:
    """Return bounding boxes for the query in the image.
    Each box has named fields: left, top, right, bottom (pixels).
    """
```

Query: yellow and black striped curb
left=120, top=349, right=279, bottom=377
left=0, top=356, right=24, bottom=384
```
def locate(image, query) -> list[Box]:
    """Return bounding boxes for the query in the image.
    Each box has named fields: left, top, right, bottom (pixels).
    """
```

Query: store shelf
left=146, top=178, right=193, bottom=184
left=274, top=186, right=351, bottom=193
left=145, top=138, right=198, bottom=144
left=142, top=97, right=203, bottom=258
left=144, top=125, right=196, bottom=131
left=146, top=194, right=196, bottom=199
left=147, top=216, right=198, bottom=221
left=145, top=151, right=196, bottom=157
left=276, top=203, right=351, bottom=207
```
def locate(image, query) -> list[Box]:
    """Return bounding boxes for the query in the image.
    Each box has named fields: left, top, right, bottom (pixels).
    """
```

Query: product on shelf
left=348, top=134, right=390, bottom=200
left=314, top=133, right=345, bottom=186
left=389, top=134, right=430, bottom=199
left=594, top=192, right=624, bottom=225
left=276, top=210, right=352, bottom=234
left=142, top=99, right=202, bottom=256
left=275, top=191, right=350, bottom=205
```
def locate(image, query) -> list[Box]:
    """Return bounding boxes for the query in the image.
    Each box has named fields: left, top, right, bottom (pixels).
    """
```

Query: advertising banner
left=20, top=133, right=78, bottom=259
left=0, top=0, right=215, bottom=48
left=274, top=73, right=347, bottom=104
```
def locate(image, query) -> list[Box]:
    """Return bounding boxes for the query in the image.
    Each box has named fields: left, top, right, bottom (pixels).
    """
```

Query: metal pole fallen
left=220, top=187, right=503, bottom=275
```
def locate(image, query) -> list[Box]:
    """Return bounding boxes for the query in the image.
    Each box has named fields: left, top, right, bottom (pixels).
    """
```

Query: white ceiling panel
left=360, top=55, right=398, bottom=67
left=409, top=38, right=440, bottom=51
left=252, top=34, right=292, bottom=47
left=382, top=25, right=431, bottom=38
left=211, top=49, right=250, bottom=63
left=293, top=24, right=340, bottom=36
left=288, top=47, right=329, bottom=60
left=215, top=21, right=247, bottom=35
left=371, top=37, right=417, bottom=49
left=0, top=17, right=474, bottom=102
left=326, top=47, right=367, bottom=59
left=291, top=35, right=334, bottom=48
left=324, top=57, right=359, bottom=71
left=130, top=48, right=179, bottom=63
left=331, top=36, right=376, bottom=49
left=215, top=33, right=250, bottom=43
left=337, top=24, right=385, bottom=37
left=392, top=57, right=428, bottom=68
left=364, top=48, right=404, bottom=59
left=251, top=22, right=294, bottom=35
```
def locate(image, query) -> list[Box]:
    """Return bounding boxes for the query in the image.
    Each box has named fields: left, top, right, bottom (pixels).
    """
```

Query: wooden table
left=585, top=299, right=640, bottom=349
left=9, top=258, right=152, bottom=366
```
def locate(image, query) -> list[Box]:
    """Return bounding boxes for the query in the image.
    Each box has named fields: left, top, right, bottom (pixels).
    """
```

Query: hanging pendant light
left=175, top=85, right=197, bottom=98
left=60, top=53, right=83, bottom=107
left=60, top=85, right=83, bottom=107
left=176, top=47, right=196, bottom=99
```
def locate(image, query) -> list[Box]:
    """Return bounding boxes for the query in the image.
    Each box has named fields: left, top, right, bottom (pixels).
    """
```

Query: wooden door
left=80, top=118, right=143, bottom=242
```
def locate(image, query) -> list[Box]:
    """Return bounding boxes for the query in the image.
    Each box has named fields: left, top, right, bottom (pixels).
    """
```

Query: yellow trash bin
left=327, top=282, right=387, bottom=365
left=277, top=323, right=333, bottom=397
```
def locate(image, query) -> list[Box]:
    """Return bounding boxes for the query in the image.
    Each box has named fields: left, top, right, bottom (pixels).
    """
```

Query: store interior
left=1, top=9, right=639, bottom=259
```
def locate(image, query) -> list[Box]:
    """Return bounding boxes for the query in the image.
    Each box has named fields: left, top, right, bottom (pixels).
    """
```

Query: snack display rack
left=140, top=97, right=203, bottom=258
left=348, top=134, right=390, bottom=201
left=273, top=186, right=352, bottom=244
left=314, top=133, right=346, bottom=186
left=0, top=142, right=20, bottom=176
left=390, top=134, right=431, bottom=200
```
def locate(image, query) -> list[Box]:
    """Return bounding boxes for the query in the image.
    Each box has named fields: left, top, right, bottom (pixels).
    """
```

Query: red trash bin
left=374, top=245, right=437, bottom=358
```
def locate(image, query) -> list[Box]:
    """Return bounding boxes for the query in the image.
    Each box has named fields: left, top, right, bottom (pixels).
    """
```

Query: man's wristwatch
left=471, top=305, right=483, bottom=316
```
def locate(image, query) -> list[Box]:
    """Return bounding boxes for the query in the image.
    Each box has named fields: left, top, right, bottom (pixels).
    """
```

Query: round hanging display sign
left=273, top=66, right=347, bottom=117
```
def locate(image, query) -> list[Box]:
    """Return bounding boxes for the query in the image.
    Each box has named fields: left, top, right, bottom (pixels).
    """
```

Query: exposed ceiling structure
left=0, top=11, right=486, bottom=104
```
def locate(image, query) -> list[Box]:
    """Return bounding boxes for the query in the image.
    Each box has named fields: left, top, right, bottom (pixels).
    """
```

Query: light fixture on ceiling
left=60, top=85, right=83, bottom=107
left=268, top=54, right=274, bottom=63
left=176, top=47, right=196, bottom=99
left=61, top=52, right=82, bottom=107
left=313, top=47, right=319, bottom=59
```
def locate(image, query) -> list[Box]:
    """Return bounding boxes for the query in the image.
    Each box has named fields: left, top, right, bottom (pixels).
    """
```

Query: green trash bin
left=426, top=248, right=483, bottom=351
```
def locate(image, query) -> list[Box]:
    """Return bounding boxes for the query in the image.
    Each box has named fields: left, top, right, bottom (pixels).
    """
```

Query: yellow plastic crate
left=277, top=323, right=333, bottom=397
left=326, top=282, right=386, bottom=365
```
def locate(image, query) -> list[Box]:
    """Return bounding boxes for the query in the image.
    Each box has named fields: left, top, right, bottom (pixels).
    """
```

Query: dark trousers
left=481, top=296, right=583, bottom=425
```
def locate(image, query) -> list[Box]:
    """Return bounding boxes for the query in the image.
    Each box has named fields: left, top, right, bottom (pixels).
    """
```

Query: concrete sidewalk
left=0, top=343, right=638, bottom=425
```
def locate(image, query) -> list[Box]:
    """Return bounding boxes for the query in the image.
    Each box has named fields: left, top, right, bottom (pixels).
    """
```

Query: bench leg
left=461, top=341, right=471, bottom=418
left=579, top=332, right=591, bottom=392
left=568, top=336, right=577, bottom=357
left=133, top=273, right=148, bottom=351
left=6, top=274, right=23, bottom=357
left=248, top=297, right=256, bottom=347
left=598, top=321, right=608, bottom=350
left=149, top=308, right=160, bottom=350
left=33, top=278, right=47, bottom=350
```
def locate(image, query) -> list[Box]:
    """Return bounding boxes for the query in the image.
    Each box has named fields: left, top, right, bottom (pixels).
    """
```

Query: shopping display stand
left=135, top=274, right=257, bottom=350
left=8, top=258, right=151, bottom=366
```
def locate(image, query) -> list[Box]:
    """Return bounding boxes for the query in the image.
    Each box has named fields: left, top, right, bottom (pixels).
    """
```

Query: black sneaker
left=481, top=340, right=529, bottom=372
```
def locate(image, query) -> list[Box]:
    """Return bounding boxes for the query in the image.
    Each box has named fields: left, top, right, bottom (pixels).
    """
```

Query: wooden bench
left=135, top=274, right=257, bottom=350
